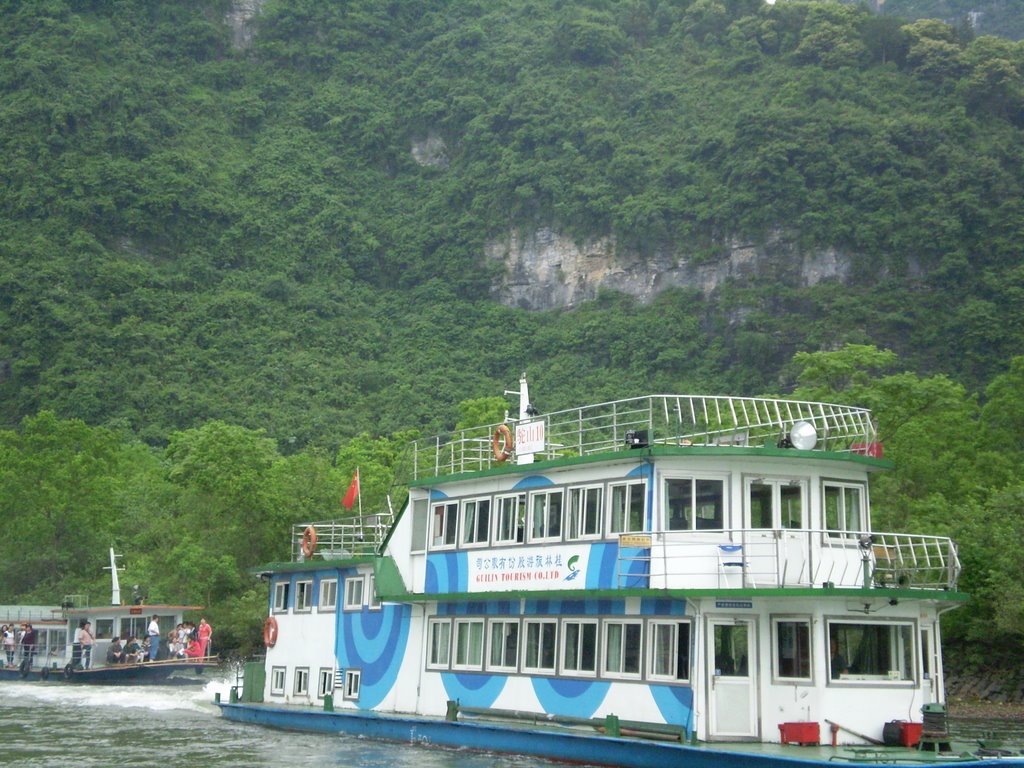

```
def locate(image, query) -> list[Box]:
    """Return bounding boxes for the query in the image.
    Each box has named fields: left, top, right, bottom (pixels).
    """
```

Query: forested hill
left=874, top=0, right=1024, bottom=40
left=2, top=1, right=1024, bottom=658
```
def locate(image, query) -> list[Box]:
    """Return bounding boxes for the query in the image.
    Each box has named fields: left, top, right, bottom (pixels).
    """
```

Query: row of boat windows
left=415, top=478, right=866, bottom=551
left=269, top=665, right=361, bottom=702
left=272, top=575, right=379, bottom=614
left=425, top=615, right=918, bottom=685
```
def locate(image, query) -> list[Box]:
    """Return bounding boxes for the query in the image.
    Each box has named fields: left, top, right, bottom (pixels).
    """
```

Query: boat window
left=343, top=576, right=365, bottom=611
left=343, top=669, right=361, bottom=701
left=318, top=579, right=338, bottom=611
left=273, top=581, right=290, bottom=613
left=603, top=621, right=642, bottom=678
left=461, top=498, right=491, bottom=547
left=453, top=619, right=485, bottom=670
left=567, top=485, right=603, bottom=539
left=664, top=478, right=724, bottom=531
left=648, top=620, right=691, bottom=682
left=270, top=667, right=286, bottom=695
left=609, top=481, right=646, bottom=535
left=93, top=619, right=114, bottom=640
left=487, top=619, right=519, bottom=672
left=745, top=478, right=806, bottom=530
left=410, top=498, right=429, bottom=553
left=270, top=667, right=286, bottom=696
left=522, top=620, right=557, bottom=673
left=773, top=618, right=812, bottom=682
left=427, top=619, right=451, bottom=669
left=823, top=483, right=865, bottom=538
left=431, top=502, right=458, bottom=548
left=561, top=620, right=598, bottom=676
left=294, top=667, right=310, bottom=696
left=295, top=580, right=313, bottom=612
left=317, top=668, right=334, bottom=698
left=713, top=623, right=749, bottom=678
left=367, top=574, right=381, bottom=611
left=827, top=621, right=914, bottom=683
left=529, top=490, right=564, bottom=542
left=494, top=494, right=526, bottom=544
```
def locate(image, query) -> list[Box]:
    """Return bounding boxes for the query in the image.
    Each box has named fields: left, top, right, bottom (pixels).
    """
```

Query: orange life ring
left=263, top=616, right=279, bottom=648
left=492, top=424, right=513, bottom=462
left=301, top=525, right=317, bottom=558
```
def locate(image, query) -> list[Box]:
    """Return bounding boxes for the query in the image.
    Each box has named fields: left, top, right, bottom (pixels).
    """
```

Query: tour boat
left=217, top=376, right=1023, bottom=766
left=1, top=550, right=217, bottom=685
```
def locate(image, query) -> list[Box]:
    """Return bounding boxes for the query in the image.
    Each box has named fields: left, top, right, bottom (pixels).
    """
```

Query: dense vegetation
left=1, top=1, right=1023, bottom=663
left=877, top=0, right=1024, bottom=40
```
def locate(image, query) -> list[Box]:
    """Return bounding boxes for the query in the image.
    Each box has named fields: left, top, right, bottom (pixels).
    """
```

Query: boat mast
left=105, top=547, right=124, bottom=606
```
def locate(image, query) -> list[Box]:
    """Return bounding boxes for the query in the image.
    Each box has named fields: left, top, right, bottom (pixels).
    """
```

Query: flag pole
left=356, top=467, right=363, bottom=537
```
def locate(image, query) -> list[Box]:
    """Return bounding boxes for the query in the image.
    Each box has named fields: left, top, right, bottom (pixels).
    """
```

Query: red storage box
left=900, top=721, right=923, bottom=747
left=779, top=722, right=820, bottom=745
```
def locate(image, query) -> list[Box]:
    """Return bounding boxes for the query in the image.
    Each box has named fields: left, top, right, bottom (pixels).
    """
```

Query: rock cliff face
left=225, top=0, right=265, bottom=50
left=487, top=227, right=852, bottom=310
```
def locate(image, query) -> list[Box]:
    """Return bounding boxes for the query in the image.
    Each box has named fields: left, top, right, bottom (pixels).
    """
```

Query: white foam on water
left=4, top=676, right=234, bottom=714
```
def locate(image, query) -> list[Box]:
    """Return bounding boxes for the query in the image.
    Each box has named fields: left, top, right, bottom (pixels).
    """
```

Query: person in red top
left=197, top=618, right=212, bottom=657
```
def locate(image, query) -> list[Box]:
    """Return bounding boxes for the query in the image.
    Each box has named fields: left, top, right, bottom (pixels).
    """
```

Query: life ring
left=40, top=666, right=49, bottom=681
left=18, top=658, right=31, bottom=678
left=63, top=663, right=74, bottom=680
left=263, top=616, right=279, bottom=648
left=492, top=424, right=513, bottom=462
left=301, top=525, right=318, bottom=558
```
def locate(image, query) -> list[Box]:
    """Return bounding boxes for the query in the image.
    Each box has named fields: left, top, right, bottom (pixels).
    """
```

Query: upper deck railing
left=291, top=520, right=388, bottom=561
left=410, top=394, right=877, bottom=481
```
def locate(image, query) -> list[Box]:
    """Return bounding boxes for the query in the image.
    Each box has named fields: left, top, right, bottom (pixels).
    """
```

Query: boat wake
left=3, top=676, right=234, bottom=714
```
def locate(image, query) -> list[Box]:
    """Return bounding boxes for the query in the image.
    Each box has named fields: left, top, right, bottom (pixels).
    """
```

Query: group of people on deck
left=73, top=616, right=212, bottom=668
left=1, top=623, right=38, bottom=667
left=167, top=619, right=213, bottom=660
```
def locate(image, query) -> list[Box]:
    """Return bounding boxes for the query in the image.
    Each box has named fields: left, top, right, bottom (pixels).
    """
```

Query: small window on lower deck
left=828, top=621, right=914, bottom=682
left=773, top=618, right=811, bottom=681
left=343, top=669, right=361, bottom=700
left=649, top=620, right=691, bottom=682
left=271, top=666, right=286, bottom=695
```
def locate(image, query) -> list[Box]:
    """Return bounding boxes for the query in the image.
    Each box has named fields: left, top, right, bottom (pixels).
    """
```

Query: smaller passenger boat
left=1, top=550, right=218, bottom=686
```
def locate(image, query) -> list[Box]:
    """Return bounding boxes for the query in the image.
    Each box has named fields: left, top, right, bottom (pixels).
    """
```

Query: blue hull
left=216, top=703, right=1024, bottom=768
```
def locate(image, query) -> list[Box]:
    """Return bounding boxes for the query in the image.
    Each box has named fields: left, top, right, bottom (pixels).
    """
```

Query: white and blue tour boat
left=218, top=377, right=1022, bottom=766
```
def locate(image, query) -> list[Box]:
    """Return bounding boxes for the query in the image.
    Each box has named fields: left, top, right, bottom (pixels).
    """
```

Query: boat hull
left=1, top=659, right=218, bottom=685
left=215, top=702, right=1024, bottom=768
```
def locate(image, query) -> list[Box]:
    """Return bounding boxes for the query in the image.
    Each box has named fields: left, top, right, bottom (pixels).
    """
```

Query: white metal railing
left=291, top=518, right=391, bottom=561
left=409, top=395, right=877, bottom=481
left=618, top=528, right=960, bottom=591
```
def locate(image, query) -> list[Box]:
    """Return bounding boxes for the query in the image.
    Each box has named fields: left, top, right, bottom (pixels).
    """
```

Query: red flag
left=342, top=469, right=360, bottom=510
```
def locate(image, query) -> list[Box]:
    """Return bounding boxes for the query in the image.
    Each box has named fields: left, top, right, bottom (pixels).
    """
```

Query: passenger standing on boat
left=2, top=625, right=14, bottom=667
left=147, top=615, right=161, bottom=661
left=198, top=618, right=212, bottom=656
left=80, top=621, right=94, bottom=669
left=72, top=619, right=86, bottom=668
left=106, top=636, right=125, bottom=665
left=20, top=624, right=37, bottom=667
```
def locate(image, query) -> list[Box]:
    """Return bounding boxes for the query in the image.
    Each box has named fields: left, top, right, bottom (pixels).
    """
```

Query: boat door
left=706, top=617, right=758, bottom=739
left=921, top=627, right=937, bottom=704
left=745, top=477, right=809, bottom=587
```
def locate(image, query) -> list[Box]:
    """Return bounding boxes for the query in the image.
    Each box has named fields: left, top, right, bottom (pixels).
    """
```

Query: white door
left=921, top=627, right=937, bottom=704
left=745, top=477, right=809, bottom=586
left=707, top=617, right=758, bottom=739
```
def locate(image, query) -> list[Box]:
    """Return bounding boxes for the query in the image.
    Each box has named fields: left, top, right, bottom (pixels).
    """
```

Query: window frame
left=529, top=489, right=564, bottom=543
left=663, top=476, right=726, bottom=532
left=560, top=619, right=599, bottom=677
left=647, top=619, right=692, bottom=683
left=452, top=618, right=486, bottom=671
left=270, top=666, right=286, bottom=695
left=567, top=485, right=604, bottom=540
left=603, top=620, right=643, bottom=679
left=317, top=667, right=334, bottom=698
left=823, top=481, right=867, bottom=540
left=460, top=497, right=492, bottom=548
left=522, top=619, right=558, bottom=674
left=294, top=579, right=314, bottom=613
left=272, top=580, right=290, bottom=613
left=294, top=667, right=310, bottom=696
left=343, top=576, right=365, bottom=611
left=486, top=619, right=520, bottom=673
left=343, top=669, right=361, bottom=701
left=746, top=476, right=808, bottom=530
left=493, top=493, right=526, bottom=545
left=427, top=618, right=452, bottom=669
left=771, top=616, right=813, bottom=684
left=431, top=501, right=459, bottom=549
left=367, top=573, right=381, bottom=611
left=827, top=619, right=916, bottom=685
left=608, top=480, right=647, bottom=535
left=318, top=578, right=338, bottom=612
